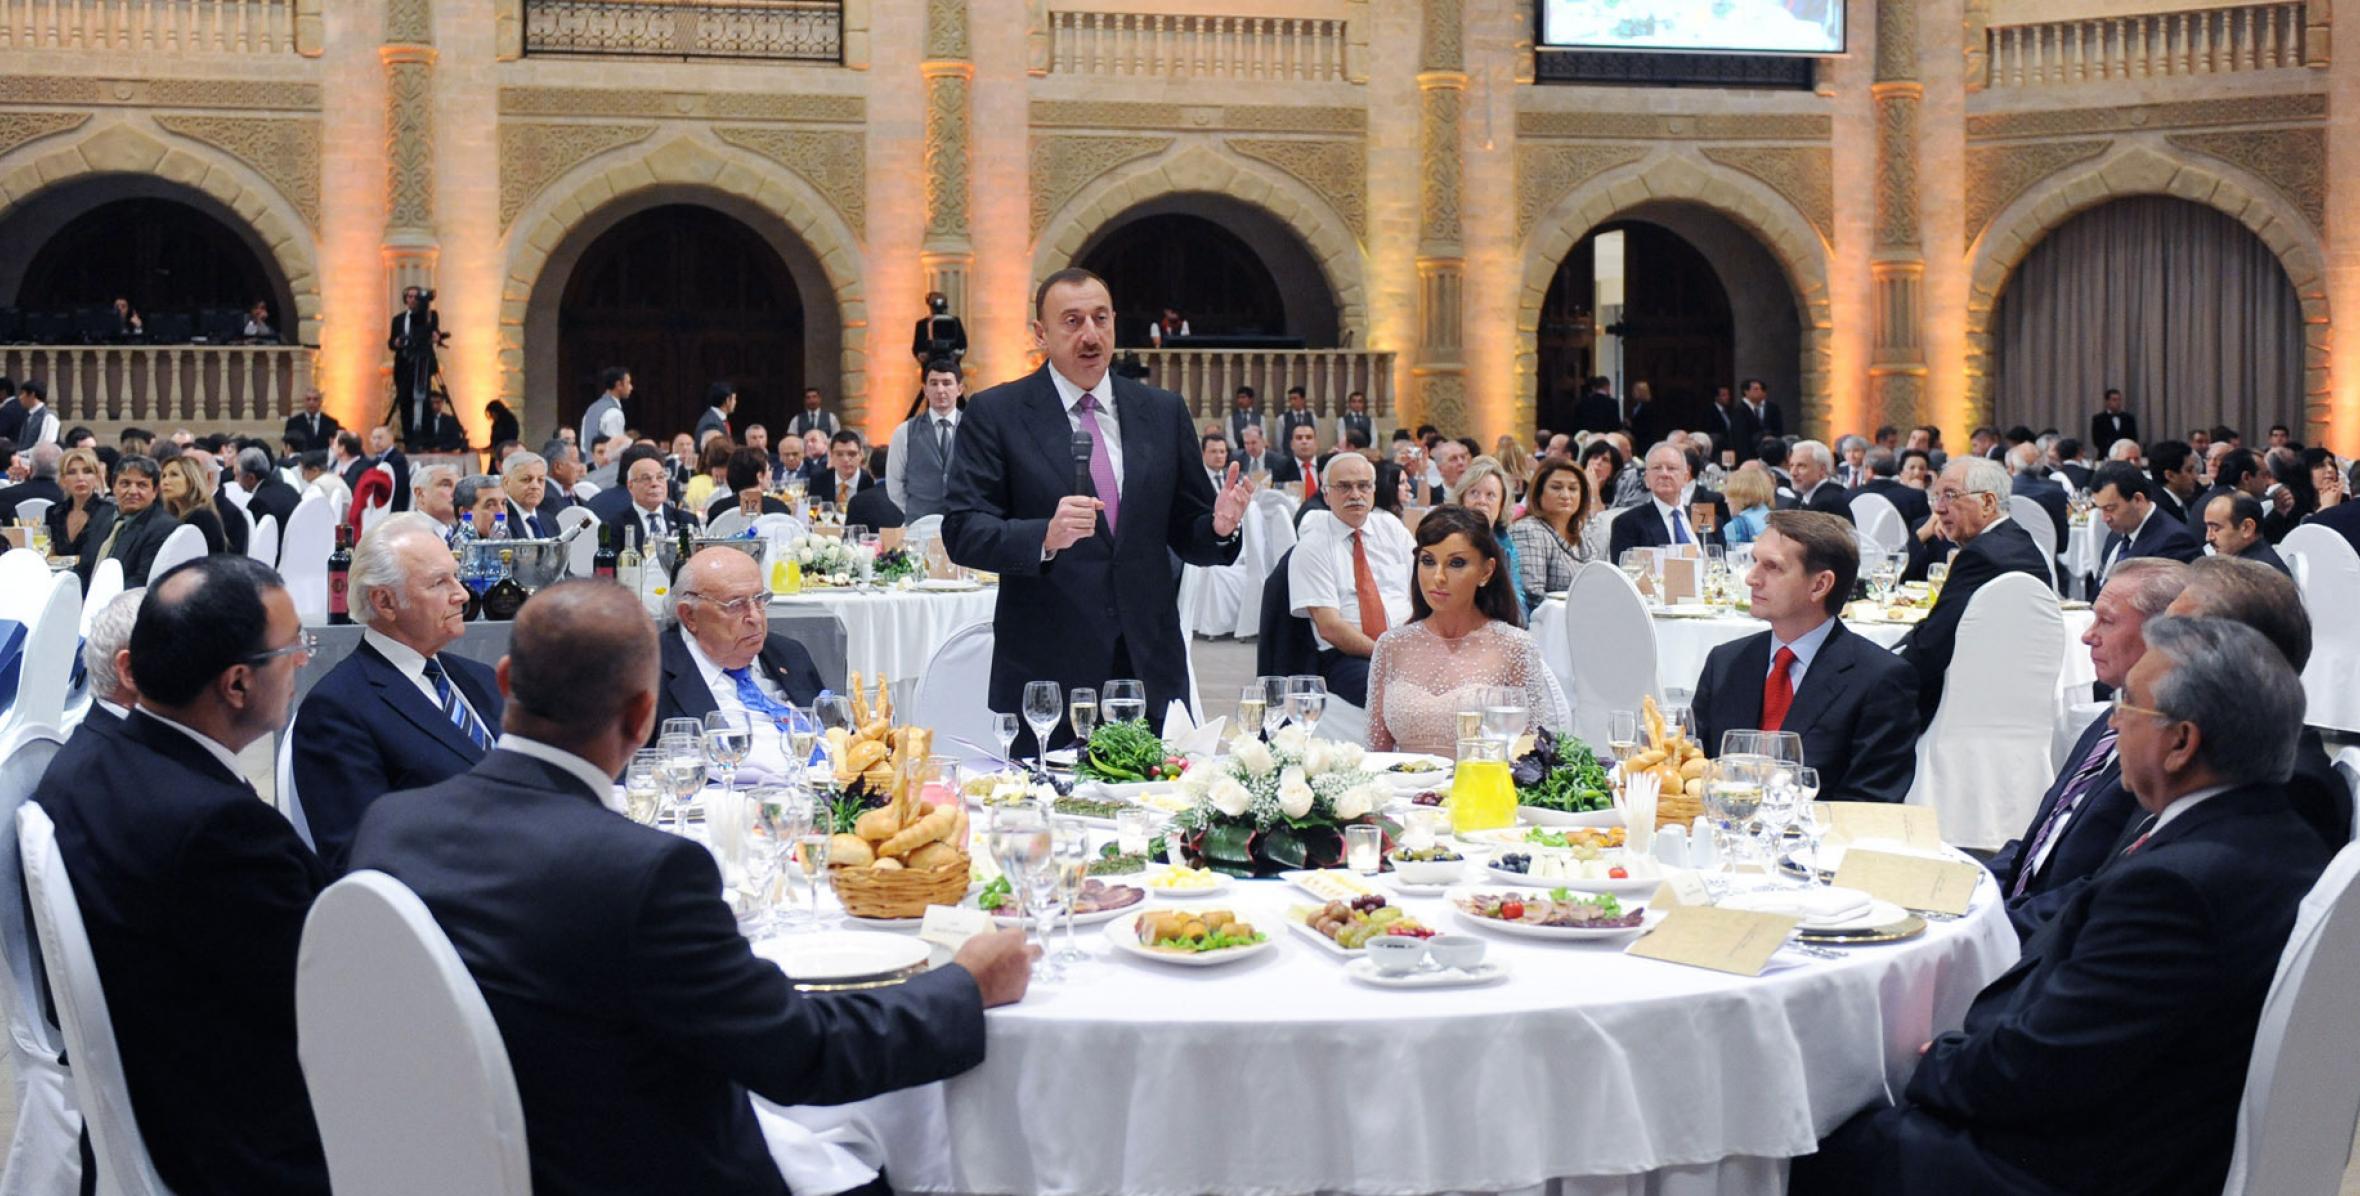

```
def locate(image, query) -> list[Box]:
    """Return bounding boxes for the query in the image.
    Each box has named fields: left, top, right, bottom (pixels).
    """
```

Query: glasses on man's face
left=2109, top=694, right=2173, bottom=726
left=690, top=591, right=772, bottom=619
left=245, top=632, right=319, bottom=668
left=1329, top=480, right=1376, bottom=495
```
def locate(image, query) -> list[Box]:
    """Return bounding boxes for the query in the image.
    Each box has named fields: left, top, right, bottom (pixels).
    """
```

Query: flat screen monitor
left=1538, top=0, right=1845, bottom=55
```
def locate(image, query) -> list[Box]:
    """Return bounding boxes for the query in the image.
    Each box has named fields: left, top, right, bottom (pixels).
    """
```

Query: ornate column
left=382, top=0, right=438, bottom=381
left=921, top=0, right=975, bottom=372
left=1869, top=0, right=1926, bottom=432
left=1413, top=0, right=1467, bottom=433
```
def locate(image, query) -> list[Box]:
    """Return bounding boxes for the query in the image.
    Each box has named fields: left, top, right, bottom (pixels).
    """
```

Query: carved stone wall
left=1418, top=85, right=1464, bottom=247
left=1030, top=101, right=1365, bottom=133
left=710, top=127, right=869, bottom=236
left=152, top=115, right=323, bottom=229
left=1963, top=140, right=2112, bottom=249
left=1700, top=146, right=1834, bottom=245
left=498, top=122, right=657, bottom=230
left=2165, top=127, right=2327, bottom=232
left=923, top=69, right=971, bottom=243
left=0, top=113, right=89, bottom=159
left=1028, top=135, right=1174, bottom=236
left=1227, top=138, right=1365, bottom=238
left=384, top=56, right=436, bottom=233
left=1514, top=144, right=1648, bottom=241
left=1872, top=95, right=1920, bottom=250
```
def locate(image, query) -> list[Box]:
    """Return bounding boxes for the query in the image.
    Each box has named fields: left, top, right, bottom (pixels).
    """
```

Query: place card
left=0, top=528, right=22, bottom=549
left=1831, top=849, right=1981, bottom=916
left=918, top=904, right=994, bottom=952
left=879, top=527, right=904, bottom=552
left=924, top=541, right=954, bottom=579
left=1688, top=501, right=1721, bottom=537
left=1626, top=905, right=1801, bottom=977
left=1660, top=556, right=1701, bottom=603
left=1651, top=870, right=1714, bottom=908
left=1817, top=802, right=1944, bottom=850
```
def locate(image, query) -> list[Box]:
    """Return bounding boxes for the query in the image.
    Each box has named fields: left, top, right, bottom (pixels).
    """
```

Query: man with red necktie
left=1687, top=511, right=1918, bottom=803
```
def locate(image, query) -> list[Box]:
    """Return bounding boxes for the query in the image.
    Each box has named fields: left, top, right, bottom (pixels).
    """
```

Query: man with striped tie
left=292, top=512, right=503, bottom=873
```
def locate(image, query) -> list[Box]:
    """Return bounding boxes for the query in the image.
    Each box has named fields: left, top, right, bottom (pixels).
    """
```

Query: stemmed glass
left=661, top=717, right=703, bottom=741
left=783, top=705, right=820, bottom=785
left=1286, top=675, right=1328, bottom=736
left=792, top=830, right=832, bottom=928
left=703, top=709, right=753, bottom=796
left=990, top=801, right=1060, bottom=981
left=1479, top=685, right=1528, bottom=746
left=1867, top=551, right=1901, bottom=604
left=1619, top=548, right=1657, bottom=604
left=1051, top=817, right=1093, bottom=968
left=1022, top=681, right=1063, bottom=772
left=1068, top=688, right=1099, bottom=747
left=1236, top=685, right=1268, bottom=743
left=1720, top=729, right=1764, bottom=760
left=992, top=711, right=1021, bottom=769
left=746, top=786, right=808, bottom=934
left=814, top=694, right=855, bottom=779
left=1608, top=710, right=1639, bottom=764
left=1792, top=776, right=1830, bottom=886
left=1703, top=754, right=1770, bottom=885
left=623, top=749, right=666, bottom=826
left=1258, top=675, right=1288, bottom=741
left=1101, top=679, right=1147, bottom=726
left=658, top=731, right=707, bottom=834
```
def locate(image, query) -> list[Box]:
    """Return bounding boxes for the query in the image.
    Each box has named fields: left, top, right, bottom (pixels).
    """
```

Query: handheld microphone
left=1072, top=430, right=1097, bottom=499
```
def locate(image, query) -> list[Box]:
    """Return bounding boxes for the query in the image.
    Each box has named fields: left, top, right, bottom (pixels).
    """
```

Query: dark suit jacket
left=2058, top=461, right=2093, bottom=492
left=2152, top=483, right=2187, bottom=526
left=416, top=412, right=467, bottom=452
left=2010, top=472, right=2070, bottom=552
left=845, top=483, right=904, bottom=530
left=1897, top=517, right=2050, bottom=727
left=2302, top=501, right=2360, bottom=558
left=281, top=411, right=342, bottom=454
left=1895, top=784, right=2326, bottom=1196
left=1270, top=455, right=1323, bottom=486
left=2237, top=535, right=2292, bottom=576
left=693, top=407, right=731, bottom=446
left=1224, top=408, right=1264, bottom=448
left=1857, top=477, right=1932, bottom=531
left=2101, top=506, right=2204, bottom=583
left=245, top=477, right=302, bottom=549
left=599, top=501, right=697, bottom=553
left=84, top=502, right=176, bottom=586
left=1278, top=408, right=1319, bottom=445
left=32, top=711, right=329, bottom=1194
left=290, top=639, right=502, bottom=874
left=0, top=400, right=23, bottom=443
left=1796, top=480, right=1854, bottom=524
left=1571, top=391, right=1620, bottom=435
left=2089, top=411, right=2139, bottom=453
left=45, top=494, right=112, bottom=561
left=1987, top=715, right=2136, bottom=936
left=814, top=469, right=874, bottom=509
left=944, top=366, right=1240, bottom=728
left=1689, top=620, right=1919, bottom=803
left=347, top=749, right=988, bottom=1196
left=1627, top=401, right=1674, bottom=454
left=1606, top=491, right=1732, bottom=561
left=1726, top=400, right=1785, bottom=462
left=653, top=627, right=826, bottom=739
left=0, top=476, right=62, bottom=522
left=205, top=493, right=247, bottom=557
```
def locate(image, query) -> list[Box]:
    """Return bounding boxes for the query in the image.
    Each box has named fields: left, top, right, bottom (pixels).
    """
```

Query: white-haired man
left=290, top=512, right=501, bottom=873
left=70, top=587, right=146, bottom=739
left=1788, top=440, right=1852, bottom=523
left=1895, top=456, right=2051, bottom=726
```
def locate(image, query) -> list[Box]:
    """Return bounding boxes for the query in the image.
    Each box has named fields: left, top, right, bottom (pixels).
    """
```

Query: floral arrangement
left=871, top=546, right=924, bottom=586
left=785, top=534, right=870, bottom=586
left=1169, top=725, right=1394, bottom=877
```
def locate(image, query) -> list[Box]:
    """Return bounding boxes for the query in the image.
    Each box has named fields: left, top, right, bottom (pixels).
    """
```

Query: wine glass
left=1021, top=681, right=1063, bottom=772
left=1051, top=817, right=1093, bottom=968
left=703, top=709, right=753, bottom=796
left=1703, top=754, right=1769, bottom=880
left=783, top=706, right=819, bottom=783
left=1619, top=548, right=1657, bottom=604
left=1480, top=686, right=1528, bottom=746
left=661, top=717, right=703, bottom=742
left=1068, top=687, right=1099, bottom=748
left=658, top=731, right=707, bottom=834
left=1236, top=685, right=1268, bottom=742
left=1608, top=710, right=1639, bottom=764
left=623, top=749, right=666, bottom=826
left=793, top=831, right=832, bottom=928
left=1867, top=551, right=1900, bottom=604
left=990, top=801, right=1060, bottom=980
left=1258, top=675, right=1288, bottom=740
left=1926, top=561, right=1950, bottom=602
left=991, top=711, right=1020, bottom=769
left=747, top=787, right=808, bottom=934
left=1757, top=731, right=1804, bottom=772
left=1286, top=675, right=1327, bottom=736
left=1720, top=729, right=1765, bottom=760
left=1101, top=679, right=1147, bottom=726
left=1791, top=779, right=1830, bottom=887
left=814, top=694, right=856, bottom=779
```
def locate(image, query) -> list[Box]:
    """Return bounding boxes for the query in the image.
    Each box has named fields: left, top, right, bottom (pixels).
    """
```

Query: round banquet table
left=2062, top=519, right=2103, bottom=599
left=811, top=870, right=2020, bottom=1196
left=1531, top=600, right=2098, bottom=708
left=765, top=584, right=997, bottom=700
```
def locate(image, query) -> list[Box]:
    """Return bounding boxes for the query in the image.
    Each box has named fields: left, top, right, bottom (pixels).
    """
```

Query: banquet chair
left=555, top=505, right=599, bottom=576
left=2007, top=494, right=2062, bottom=591
left=910, top=619, right=1003, bottom=767
left=1847, top=492, right=1906, bottom=555
left=278, top=493, right=336, bottom=622
left=0, top=725, right=78, bottom=1196
left=2223, top=841, right=2360, bottom=1195
left=220, top=479, right=250, bottom=511
left=79, top=559, right=124, bottom=638
left=146, top=525, right=207, bottom=581
left=297, top=871, right=531, bottom=1196
left=17, top=804, right=174, bottom=1196
left=0, top=550, right=47, bottom=609
left=358, top=463, right=399, bottom=537
left=3, top=574, right=79, bottom=738
left=2331, top=748, right=2360, bottom=839
left=12, top=499, right=50, bottom=528
left=1905, top=572, right=2064, bottom=850
left=1249, top=548, right=1367, bottom=740
left=705, top=508, right=750, bottom=539
left=1559, top=561, right=1660, bottom=755
left=1233, top=489, right=1300, bottom=639
left=274, top=720, right=316, bottom=851
left=247, top=513, right=280, bottom=568
left=2278, top=525, right=2360, bottom=734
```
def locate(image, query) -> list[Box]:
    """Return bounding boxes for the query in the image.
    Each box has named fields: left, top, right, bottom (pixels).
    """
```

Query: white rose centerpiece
left=1171, top=731, right=1394, bottom=876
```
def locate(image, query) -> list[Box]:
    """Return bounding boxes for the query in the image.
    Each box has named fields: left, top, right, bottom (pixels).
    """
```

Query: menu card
left=0, top=528, right=22, bottom=549
left=878, top=527, right=904, bottom=552
left=1650, top=870, right=1714, bottom=908
left=924, top=540, right=955, bottom=579
left=1831, top=849, right=1981, bottom=916
left=1626, top=905, right=1801, bottom=977
left=919, top=904, right=994, bottom=951
left=1817, top=802, right=1944, bottom=850
left=1660, top=556, right=1701, bottom=603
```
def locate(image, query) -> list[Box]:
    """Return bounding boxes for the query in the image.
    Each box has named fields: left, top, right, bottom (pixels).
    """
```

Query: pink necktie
left=1075, top=393, right=1120, bottom=535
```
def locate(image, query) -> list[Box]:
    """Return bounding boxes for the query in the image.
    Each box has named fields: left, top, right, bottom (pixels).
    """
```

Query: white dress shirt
left=679, top=629, right=796, bottom=777
left=138, top=709, right=249, bottom=781
left=1764, top=615, right=1839, bottom=689
left=2104, top=503, right=2157, bottom=576
left=632, top=502, right=673, bottom=543
left=1650, top=487, right=1700, bottom=544
left=1048, top=364, right=1125, bottom=491
left=494, top=733, right=625, bottom=814
left=1289, top=509, right=1415, bottom=652
left=2146, top=782, right=2235, bottom=838
left=364, top=627, right=489, bottom=729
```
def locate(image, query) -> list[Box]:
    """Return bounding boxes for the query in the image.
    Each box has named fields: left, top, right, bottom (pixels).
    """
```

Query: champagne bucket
left=461, top=537, right=570, bottom=591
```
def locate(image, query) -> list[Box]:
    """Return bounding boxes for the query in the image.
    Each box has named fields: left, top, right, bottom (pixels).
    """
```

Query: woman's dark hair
left=1372, top=460, right=1406, bottom=515
left=1408, top=505, right=1523, bottom=629
left=1579, top=440, right=1623, bottom=473
left=2272, top=449, right=2318, bottom=518
left=725, top=447, right=771, bottom=493
left=1522, top=456, right=1592, bottom=543
left=699, top=437, right=735, bottom=473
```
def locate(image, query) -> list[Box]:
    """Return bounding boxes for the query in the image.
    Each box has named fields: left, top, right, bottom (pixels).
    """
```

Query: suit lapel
left=1779, top=623, right=1855, bottom=735
left=358, top=642, right=483, bottom=763
left=662, top=632, right=717, bottom=721
left=1018, top=369, right=1077, bottom=500
left=1113, top=376, right=1157, bottom=544
left=1726, top=635, right=1770, bottom=729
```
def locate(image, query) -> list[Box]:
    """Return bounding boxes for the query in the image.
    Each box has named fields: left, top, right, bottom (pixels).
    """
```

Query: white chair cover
left=705, top=509, right=750, bottom=539
left=2334, top=747, right=2360, bottom=840
left=752, top=513, right=804, bottom=541
left=902, top=513, right=943, bottom=555
left=908, top=619, right=1002, bottom=767
left=275, top=720, right=315, bottom=850
left=17, top=804, right=174, bottom=1196
left=358, top=464, right=398, bottom=536
left=1559, top=561, right=1659, bottom=754
left=11, top=499, right=50, bottom=528
left=1232, top=490, right=1301, bottom=639
left=0, top=551, right=47, bottom=613
left=297, top=871, right=531, bottom=1196
left=146, top=524, right=207, bottom=580
left=0, top=726, right=78, bottom=1196
left=247, top=513, right=280, bottom=567
left=556, top=505, right=599, bottom=577
left=2279, top=525, right=2360, bottom=733
left=1847, top=492, right=1906, bottom=554
left=1905, top=572, right=2065, bottom=850
left=2224, top=842, right=2360, bottom=1195
left=220, top=479, right=251, bottom=511
left=79, top=559, right=124, bottom=638
left=279, top=493, right=336, bottom=622
left=328, top=487, right=350, bottom=525
left=571, top=481, right=599, bottom=502
left=4, top=575, right=79, bottom=737
left=2052, top=699, right=2109, bottom=776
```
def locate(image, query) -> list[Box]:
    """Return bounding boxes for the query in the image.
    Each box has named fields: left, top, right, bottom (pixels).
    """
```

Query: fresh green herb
left=1151, top=927, right=1267, bottom=953
left=1547, top=886, right=1622, bottom=916
left=1077, top=720, right=1181, bottom=783
left=1511, top=729, right=1615, bottom=813
left=824, top=792, right=870, bottom=836
left=1524, top=828, right=1573, bottom=848
left=1088, top=852, right=1147, bottom=876
left=1053, top=795, right=1130, bottom=820
left=977, top=875, right=1013, bottom=911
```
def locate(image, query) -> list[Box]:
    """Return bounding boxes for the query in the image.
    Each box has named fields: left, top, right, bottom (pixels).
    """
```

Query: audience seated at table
left=704, top=447, right=795, bottom=525
left=1506, top=457, right=1599, bottom=609
left=1793, top=616, right=2329, bottom=1196
left=2003, top=443, right=2070, bottom=552
left=1367, top=505, right=1567, bottom=756
left=45, top=445, right=113, bottom=561
left=653, top=547, right=827, bottom=755
left=347, top=580, right=1035, bottom=1196
left=1451, top=456, right=1523, bottom=613
left=1985, top=557, right=2188, bottom=936
left=81, top=453, right=175, bottom=586
left=1787, top=441, right=1853, bottom=523
left=1717, top=462, right=1775, bottom=548
left=2200, top=491, right=2291, bottom=576
left=599, top=450, right=696, bottom=550
left=1895, top=457, right=2050, bottom=726
left=32, top=556, right=331, bottom=1194
left=1607, top=443, right=1730, bottom=560
left=2089, top=460, right=2203, bottom=589
left=290, top=513, right=502, bottom=874
left=1288, top=453, right=1412, bottom=709
left=1689, top=512, right=1919, bottom=803
left=158, top=453, right=229, bottom=555
left=72, top=586, right=147, bottom=739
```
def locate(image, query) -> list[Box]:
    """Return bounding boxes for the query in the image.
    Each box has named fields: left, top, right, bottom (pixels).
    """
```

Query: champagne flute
left=784, top=706, right=819, bottom=783
left=1022, top=681, right=1063, bottom=772
left=1235, top=685, right=1267, bottom=742
left=1257, top=675, right=1288, bottom=740
left=1286, top=675, right=1327, bottom=737
left=1608, top=710, right=1640, bottom=764
left=1703, top=754, right=1768, bottom=881
left=623, top=749, right=666, bottom=826
left=814, top=694, right=855, bottom=780
left=1068, top=687, right=1100, bottom=748
left=1051, top=817, right=1092, bottom=967
left=990, top=801, right=1060, bottom=980
left=658, top=732, right=707, bottom=834
left=1102, top=679, right=1147, bottom=726
left=992, top=711, right=1020, bottom=769
left=703, top=709, right=752, bottom=796
left=794, top=831, right=832, bottom=928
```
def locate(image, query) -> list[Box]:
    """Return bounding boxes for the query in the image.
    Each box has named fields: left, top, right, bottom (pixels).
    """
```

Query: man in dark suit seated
left=1986, top=558, right=2188, bottom=936
left=1270, top=423, right=1325, bottom=500
left=67, top=587, right=147, bottom=743
left=598, top=450, right=696, bottom=552
left=1607, top=442, right=1731, bottom=561
left=1786, top=440, right=1853, bottom=523
left=32, top=556, right=331, bottom=1194
left=1690, top=512, right=1918, bottom=802
left=2089, top=461, right=2202, bottom=594
left=291, top=513, right=501, bottom=874
left=349, top=580, right=1036, bottom=1196
left=236, top=447, right=302, bottom=558
left=815, top=430, right=875, bottom=512
left=501, top=448, right=564, bottom=538
left=80, top=454, right=175, bottom=586
left=654, top=548, right=828, bottom=761
left=415, top=394, right=468, bottom=452
left=1854, top=448, right=1931, bottom=528
left=1896, top=457, right=2051, bottom=727
left=281, top=389, right=341, bottom=454
left=2003, top=443, right=2069, bottom=553
left=1794, top=616, right=2329, bottom=1196
left=845, top=480, right=904, bottom=530
left=2144, top=438, right=2199, bottom=524
left=2201, top=492, right=2290, bottom=576
left=0, top=441, right=62, bottom=522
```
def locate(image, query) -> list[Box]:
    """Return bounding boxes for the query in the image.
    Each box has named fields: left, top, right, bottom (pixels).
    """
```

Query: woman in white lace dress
left=1366, top=506, right=1572, bottom=756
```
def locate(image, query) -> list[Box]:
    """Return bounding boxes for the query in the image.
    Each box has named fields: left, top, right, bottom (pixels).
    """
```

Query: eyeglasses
left=2109, top=695, right=2173, bottom=724
left=685, top=590, right=772, bottom=618
left=245, top=632, right=319, bottom=667
left=1328, top=480, right=1376, bottom=494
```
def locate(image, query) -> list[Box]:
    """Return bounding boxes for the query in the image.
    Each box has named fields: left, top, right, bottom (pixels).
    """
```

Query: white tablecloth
left=768, top=586, right=997, bottom=695
left=2063, top=520, right=2103, bottom=599
left=1532, top=602, right=2098, bottom=707
left=826, top=872, right=2018, bottom=1196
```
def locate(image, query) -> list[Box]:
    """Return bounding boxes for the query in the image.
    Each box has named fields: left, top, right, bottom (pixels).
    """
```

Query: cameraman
left=388, top=286, right=447, bottom=443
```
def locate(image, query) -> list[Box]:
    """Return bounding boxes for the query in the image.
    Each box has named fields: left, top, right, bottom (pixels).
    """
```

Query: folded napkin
left=1159, top=703, right=1228, bottom=760
left=706, top=789, right=750, bottom=889
left=1722, top=886, right=1873, bottom=925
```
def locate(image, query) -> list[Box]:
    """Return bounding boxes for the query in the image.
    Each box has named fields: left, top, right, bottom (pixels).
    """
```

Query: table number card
left=924, top=540, right=954, bottom=579
left=1660, top=556, right=1701, bottom=603
left=1817, top=802, right=1945, bottom=850
left=879, top=527, right=904, bottom=552
left=1831, top=850, right=1981, bottom=916
left=1626, top=905, right=1801, bottom=976
left=0, top=528, right=23, bottom=550
left=918, top=904, right=994, bottom=952
left=1651, top=870, right=1714, bottom=908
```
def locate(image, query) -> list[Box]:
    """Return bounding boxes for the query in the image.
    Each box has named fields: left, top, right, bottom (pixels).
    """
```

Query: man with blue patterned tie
left=292, top=512, right=503, bottom=874
left=652, top=548, right=827, bottom=769
left=1607, top=442, right=1732, bottom=561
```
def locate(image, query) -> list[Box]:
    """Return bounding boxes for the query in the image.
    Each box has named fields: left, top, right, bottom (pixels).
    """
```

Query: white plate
left=1385, top=874, right=1455, bottom=898
left=1484, top=854, right=1663, bottom=896
left=1105, top=909, right=1279, bottom=967
left=1365, top=752, right=1454, bottom=792
left=980, top=884, right=1148, bottom=928
left=1280, top=869, right=1383, bottom=904
left=1719, top=887, right=1907, bottom=932
left=1282, top=904, right=1440, bottom=958
left=1144, top=866, right=1231, bottom=899
left=916, top=578, right=982, bottom=592
left=1447, top=890, right=1663, bottom=941
left=1345, top=957, right=1510, bottom=989
left=841, top=914, right=927, bottom=931
left=1079, top=778, right=1184, bottom=801
left=1518, top=805, right=1625, bottom=828
left=753, top=931, right=930, bottom=980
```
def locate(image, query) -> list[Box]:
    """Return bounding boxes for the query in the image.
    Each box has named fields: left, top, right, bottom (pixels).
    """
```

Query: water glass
left=703, top=709, right=753, bottom=794
left=992, top=711, right=1021, bottom=767
left=1343, top=825, right=1382, bottom=875
left=1720, top=729, right=1764, bottom=760
left=746, top=787, right=807, bottom=933
left=990, top=801, right=1060, bottom=980
left=623, top=750, right=666, bottom=826
left=1286, top=675, right=1328, bottom=736
left=1703, top=755, right=1769, bottom=876
left=793, top=832, right=832, bottom=927
left=1757, top=731, right=1804, bottom=771
left=1479, top=686, right=1528, bottom=746
left=1116, top=808, right=1156, bottom=858
left=1102, top=679, right=1147, bottom=726
left=1258, top=675, right=1289, bottom=740
left=661, top=717, right=704, bottom=742
left=1022, top=681, right=1063, bottom=770
left=658, top=732, right=707, bottom=833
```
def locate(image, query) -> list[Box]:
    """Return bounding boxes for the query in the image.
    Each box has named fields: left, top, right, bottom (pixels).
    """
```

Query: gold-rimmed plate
left=1793, top=915, right=1928, bottom=945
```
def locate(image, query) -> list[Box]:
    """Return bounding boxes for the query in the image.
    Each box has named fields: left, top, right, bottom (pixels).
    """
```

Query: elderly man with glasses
left=652, top=547, right=828, bottom=769
left=1894, top=456, right=2051, bottom=727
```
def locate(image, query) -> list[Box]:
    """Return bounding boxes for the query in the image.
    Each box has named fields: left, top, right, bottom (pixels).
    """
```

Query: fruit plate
left=1518, top=804, right=1625, bottom=828
left=1484, top=853, right=1663, bottom=896
left=1447, top=889, right=1664, bottom=941
left=1345, top=957, right=1510, bottom=989
left=1144, top=865, right=1232, bottom=900
left=753, top=931, right=930, bottom=982
left=1280, top=869, right=1384, bottom=904
left=1281, top=905, right=1437, bottom=959
left=1105, top=910, right=1279, bottom=968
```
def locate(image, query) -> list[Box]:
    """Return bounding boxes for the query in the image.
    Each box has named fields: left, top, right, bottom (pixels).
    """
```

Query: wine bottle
left=674, top=523, right=696, bottom=582
left=326, top=524, right=354, bottom=625
left=617, top=524, right=643, bottom=593
left=484, top=548, right=528, bottom=620
left=593, top=523, right=618, bottom=580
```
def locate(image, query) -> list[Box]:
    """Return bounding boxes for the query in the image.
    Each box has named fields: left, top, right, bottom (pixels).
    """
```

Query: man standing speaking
left=945, top=268, right=1251, bottom=742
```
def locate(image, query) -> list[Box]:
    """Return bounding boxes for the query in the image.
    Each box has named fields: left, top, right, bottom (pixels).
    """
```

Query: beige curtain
left=1989, top=195, right=2303, bottom=444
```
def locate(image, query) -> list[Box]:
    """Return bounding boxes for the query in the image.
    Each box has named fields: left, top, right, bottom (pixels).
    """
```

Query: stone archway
left=503, top=134, right=868, bottom=429
left=0, top=122, right=323, bottom=345
left=1964, top=143, right=2330, bottom=437
left=1517, top=150, right=1832, bottom=434
left=1031, top=143, right=1370, bottom=340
